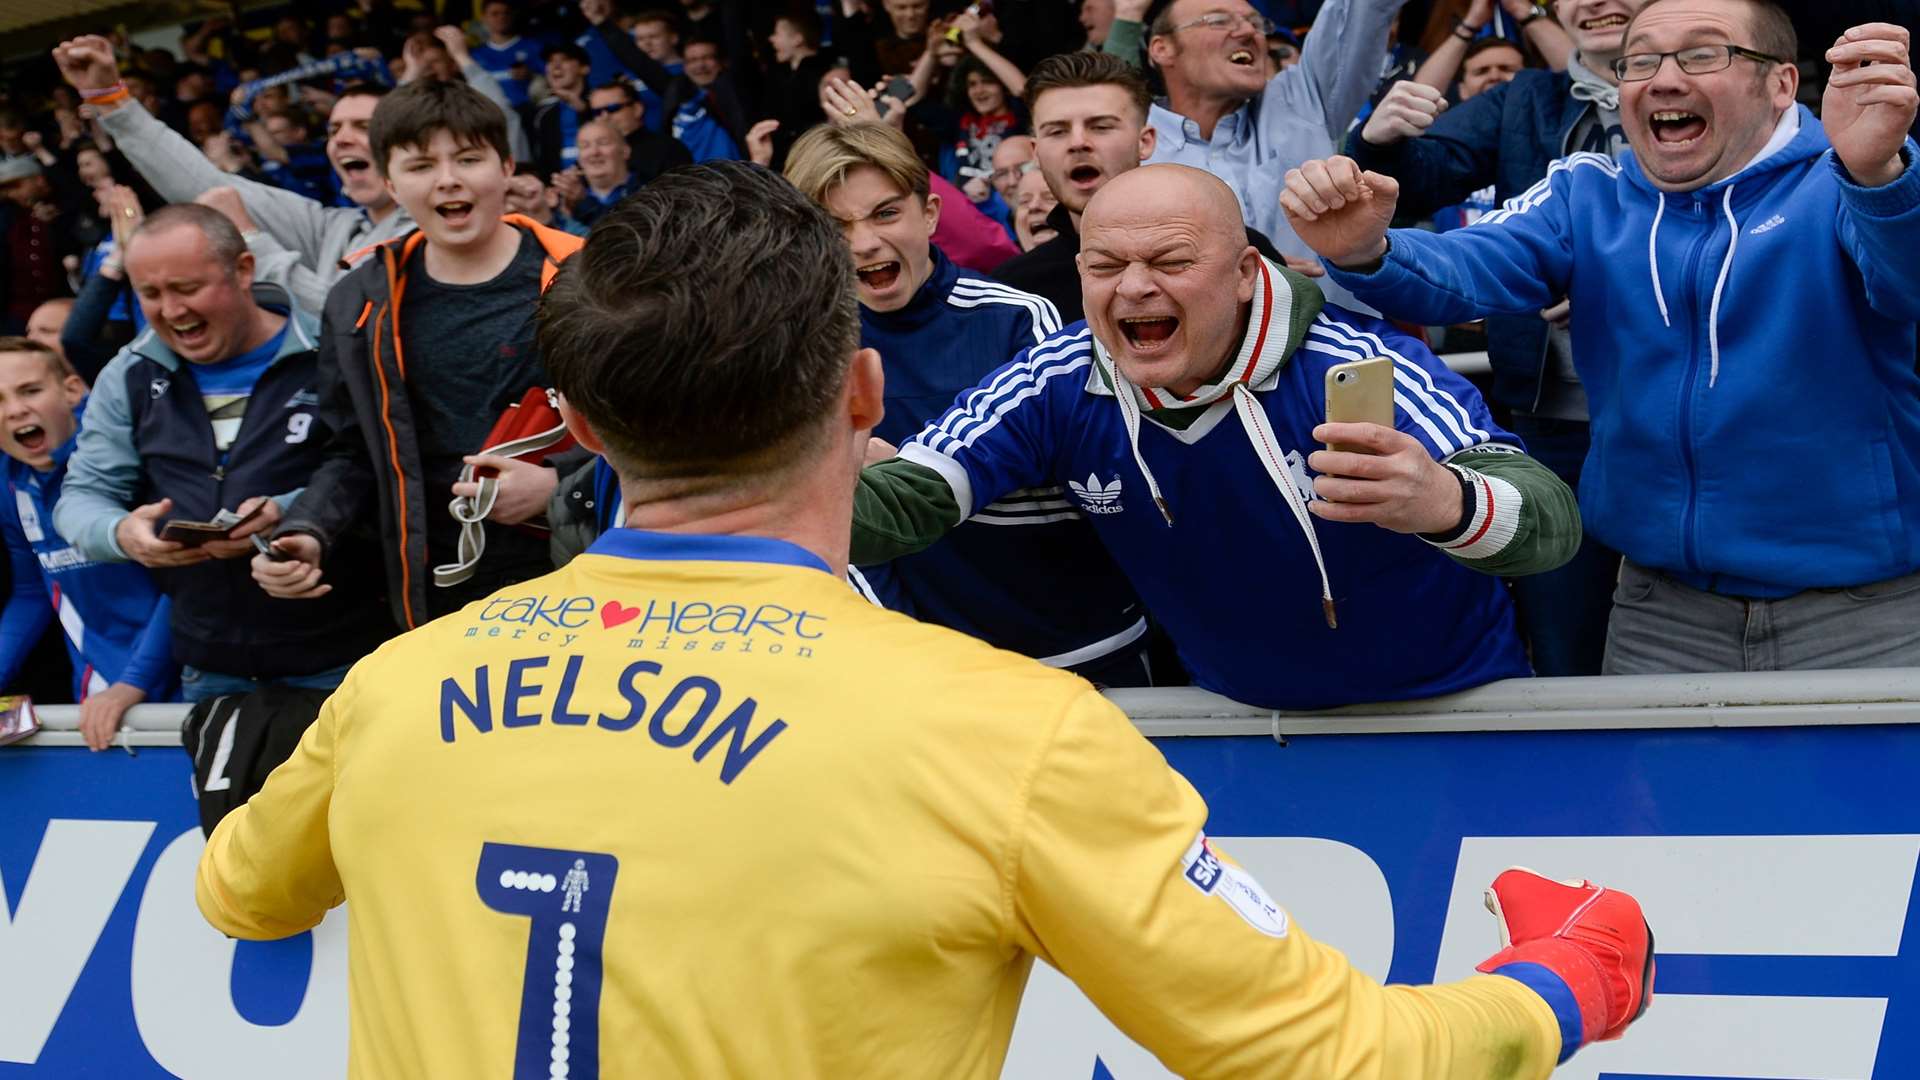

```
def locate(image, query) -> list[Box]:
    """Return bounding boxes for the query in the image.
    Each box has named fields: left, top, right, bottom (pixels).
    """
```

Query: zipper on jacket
left=1673, top=194, right=1711, bottom=575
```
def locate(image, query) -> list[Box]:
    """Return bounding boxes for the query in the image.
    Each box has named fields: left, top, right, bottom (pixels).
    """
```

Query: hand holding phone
left=1323, top=358, right=1395, bottom=453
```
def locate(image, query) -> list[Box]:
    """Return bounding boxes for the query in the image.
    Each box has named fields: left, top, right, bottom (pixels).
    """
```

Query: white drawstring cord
left=1648, top=196, right=1671, bottom=328
left=1706, top=184, right=1740, bottom=388
left=1232, top=385, right=1337, bottom=628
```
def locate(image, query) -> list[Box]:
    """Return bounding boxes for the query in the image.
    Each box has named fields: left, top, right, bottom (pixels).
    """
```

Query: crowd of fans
left=0, top=0, right=1914, bottom=747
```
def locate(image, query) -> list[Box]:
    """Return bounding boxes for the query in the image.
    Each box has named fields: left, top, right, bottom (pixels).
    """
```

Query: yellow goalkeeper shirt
left=197, top=528, right=1561, bottom=1079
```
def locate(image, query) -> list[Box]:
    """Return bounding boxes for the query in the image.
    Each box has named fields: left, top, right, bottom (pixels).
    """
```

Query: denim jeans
left=1603, top=561, right=1920, bottom=674
left=1505, top=414, right=1620, bottom=676
left=180, top=662, right=354, bottom=704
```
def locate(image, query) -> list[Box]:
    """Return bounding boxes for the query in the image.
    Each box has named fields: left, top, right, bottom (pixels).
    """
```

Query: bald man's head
left=1083, top=165, right=1246, bottom=248
left=1077, top=164, right=1259, bottom=397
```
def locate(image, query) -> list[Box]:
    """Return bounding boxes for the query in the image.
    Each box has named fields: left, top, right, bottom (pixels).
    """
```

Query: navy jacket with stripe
left=856, top=246, right=1149, bottom=670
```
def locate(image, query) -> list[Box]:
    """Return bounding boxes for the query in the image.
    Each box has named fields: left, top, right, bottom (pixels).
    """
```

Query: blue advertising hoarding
left=4, top=720, right=1917, bottom=1078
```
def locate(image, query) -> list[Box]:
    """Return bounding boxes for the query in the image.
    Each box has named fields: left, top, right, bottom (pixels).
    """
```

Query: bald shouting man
left=853, top=165, right=1583, bottom=710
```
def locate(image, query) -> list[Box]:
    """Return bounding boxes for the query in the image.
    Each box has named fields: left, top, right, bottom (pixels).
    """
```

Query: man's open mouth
left=1068, top=164, right=1102, bottom=187
left=1228, top=48, right=1256, bottom=66
left=11, top=424, right=46, bottom=454
left=435, top=200, right=475, bottom=225
left=1649, top=110, right=1707, bottom=145
left=1119, top=315, right=1179, bottom=349
left=336, top=155, right=372, bottom=179
left=170, top=318, right=210, bottom=348
left=857, top=261, right=902, bottom=291
left=1577, top=13, right=1628, bottom=30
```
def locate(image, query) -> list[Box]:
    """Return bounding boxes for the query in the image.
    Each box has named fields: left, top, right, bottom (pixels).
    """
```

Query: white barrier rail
left=23, top=667, right=1920, bottom=747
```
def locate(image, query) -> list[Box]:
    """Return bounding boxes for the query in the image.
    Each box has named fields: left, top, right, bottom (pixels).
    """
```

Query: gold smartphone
left=1323, top=358, right=1396, bottom=453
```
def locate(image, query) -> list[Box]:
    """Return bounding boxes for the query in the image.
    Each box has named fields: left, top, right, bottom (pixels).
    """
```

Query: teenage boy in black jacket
left=257, top=80, right=585, bottom=630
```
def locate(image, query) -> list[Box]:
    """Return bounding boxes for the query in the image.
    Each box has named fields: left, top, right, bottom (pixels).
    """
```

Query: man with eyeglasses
left=1286, top=0, right=1920, bottom=675
left=1343, top=0, right=1653, bottom=677
left=1099, top=0, right=1403, bottom=309
left=587, top=81, right=694, bottom=184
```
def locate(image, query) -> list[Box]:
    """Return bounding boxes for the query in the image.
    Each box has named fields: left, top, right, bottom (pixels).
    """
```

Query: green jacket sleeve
left=1102, top=20, right=1145, bottom=68
left=850, top=459, right=963, bottom=564
left=1430, top=447, right=1582, bottom=578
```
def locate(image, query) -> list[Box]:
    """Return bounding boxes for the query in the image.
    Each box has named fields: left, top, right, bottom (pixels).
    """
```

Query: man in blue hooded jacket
left=1343, top=0, right=1654, bottom=676
left=1284, top=0, right=1920, bottom=673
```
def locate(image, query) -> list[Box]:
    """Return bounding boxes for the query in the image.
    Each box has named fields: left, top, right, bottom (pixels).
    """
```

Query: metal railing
left=21, top=668, right=1920, bottom=748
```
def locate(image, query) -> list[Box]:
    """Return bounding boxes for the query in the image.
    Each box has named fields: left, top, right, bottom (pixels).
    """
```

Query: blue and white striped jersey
left=857, top=246, right=1148, bottom=670
left=899, top=303, right=1530, bottom=709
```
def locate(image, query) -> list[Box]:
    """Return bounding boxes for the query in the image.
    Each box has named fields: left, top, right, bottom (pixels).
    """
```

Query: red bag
left=434, top=387, right=576, bottom=588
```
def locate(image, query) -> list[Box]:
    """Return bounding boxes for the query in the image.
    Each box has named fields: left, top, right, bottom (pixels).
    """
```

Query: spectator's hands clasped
left=116, top=499, right=210, bottom=568
left=1306, top=424, right=1466, bottom=535
left=1361, top=81, right=1448, bottom=146
left=105, top=184, right=142, bottom=249
left=1822, top=23, right=1916, bottom=187
left=252, top=534, right=330, bottom=599
left=1280, top=156, right=1399, bottom=268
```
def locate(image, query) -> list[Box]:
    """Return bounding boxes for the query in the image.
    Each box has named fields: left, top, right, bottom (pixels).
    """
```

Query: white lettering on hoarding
left=0, top=820, right=154, bottom=1063
left=131, top=829, right=349, bottom=1079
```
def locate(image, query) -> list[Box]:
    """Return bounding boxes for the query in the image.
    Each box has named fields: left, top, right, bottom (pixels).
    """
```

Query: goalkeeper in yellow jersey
left=196, top=160, right=1652, bottom=1079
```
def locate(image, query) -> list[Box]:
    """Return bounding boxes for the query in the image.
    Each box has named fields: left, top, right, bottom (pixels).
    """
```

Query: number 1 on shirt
left=476, top=843, right=620, bottom=1079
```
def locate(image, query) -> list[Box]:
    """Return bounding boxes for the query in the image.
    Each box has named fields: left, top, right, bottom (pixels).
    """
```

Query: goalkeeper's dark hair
left=538, top=161, right=859, bottom=479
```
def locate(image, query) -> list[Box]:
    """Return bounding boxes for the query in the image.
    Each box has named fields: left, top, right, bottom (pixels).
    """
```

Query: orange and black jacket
left=276, top=215, right=584, bottom=631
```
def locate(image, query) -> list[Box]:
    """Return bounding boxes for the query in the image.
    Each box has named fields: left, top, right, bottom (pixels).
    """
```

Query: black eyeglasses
left=1611, top=44, right=1785, bottom=82
left=591, top=103, right=627, bottom=116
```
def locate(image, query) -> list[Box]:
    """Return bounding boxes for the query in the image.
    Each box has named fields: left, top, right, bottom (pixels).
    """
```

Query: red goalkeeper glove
left=1475, top=867, right=1653, bottom=1063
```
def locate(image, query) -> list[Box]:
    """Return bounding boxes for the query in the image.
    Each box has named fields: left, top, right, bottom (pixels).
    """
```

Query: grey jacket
left=99, top=100, right=417, bottom=318
left=52, top=285, right=321, bottom=562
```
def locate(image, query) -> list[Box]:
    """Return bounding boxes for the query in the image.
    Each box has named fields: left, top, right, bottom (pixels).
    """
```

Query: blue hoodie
left=1327, top=108, right=1920, bottom=597
left=0, top=403, right=176, bottom=700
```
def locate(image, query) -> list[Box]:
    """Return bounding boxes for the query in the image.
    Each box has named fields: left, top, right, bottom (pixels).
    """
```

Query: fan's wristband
left=81, top=84, right=130, bottom=107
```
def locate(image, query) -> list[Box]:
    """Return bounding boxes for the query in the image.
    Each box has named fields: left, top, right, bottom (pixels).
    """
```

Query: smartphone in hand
left=1323, top=358, right=1395, bottom=454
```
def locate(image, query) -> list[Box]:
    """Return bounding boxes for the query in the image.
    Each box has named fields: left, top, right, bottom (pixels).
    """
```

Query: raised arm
left=954, top=11, right=1027, bottom=97
left=1824, top=23, right=1920, bottom=320
left=1348, top=77, right=1513, bottom=219
left=56, top=36, right=343, bottom=272
left=1292, top=0, right=1407, bottom=138
left=1285, top=154, right=1577, bottom=324
left=1411, top=0, right=1493, bottom=91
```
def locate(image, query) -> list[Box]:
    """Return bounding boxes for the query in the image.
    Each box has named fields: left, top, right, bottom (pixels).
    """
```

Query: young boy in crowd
left=0, top=337, right=175, bottom=749
left=784, top=123, right=1152, bottom=684
left=257, top=79, right=585, bottom=631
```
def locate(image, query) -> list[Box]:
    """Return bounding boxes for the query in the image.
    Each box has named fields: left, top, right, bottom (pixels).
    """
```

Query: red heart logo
left=600, top=600, right=641, bottom=629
